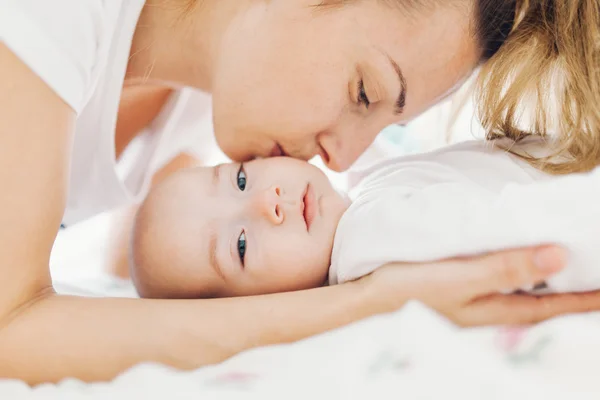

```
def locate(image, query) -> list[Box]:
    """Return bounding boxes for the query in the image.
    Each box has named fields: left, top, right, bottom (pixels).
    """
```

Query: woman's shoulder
left=0, top=0, right=144, bottom=113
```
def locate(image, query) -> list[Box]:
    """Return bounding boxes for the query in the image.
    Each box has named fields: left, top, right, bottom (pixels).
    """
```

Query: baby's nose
left=256, top=186, right=284, bottom=225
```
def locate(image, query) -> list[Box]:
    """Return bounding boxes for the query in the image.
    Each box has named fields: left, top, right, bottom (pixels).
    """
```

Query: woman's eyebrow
left=386, top=54, right=407, bottom=115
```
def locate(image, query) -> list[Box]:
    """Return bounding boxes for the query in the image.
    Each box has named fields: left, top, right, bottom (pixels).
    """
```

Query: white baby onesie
left=329, top=140, right=600, bottom=293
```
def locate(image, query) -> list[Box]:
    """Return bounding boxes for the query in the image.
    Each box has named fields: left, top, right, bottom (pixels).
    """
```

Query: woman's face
left=211, top=0, right=480, bottom=171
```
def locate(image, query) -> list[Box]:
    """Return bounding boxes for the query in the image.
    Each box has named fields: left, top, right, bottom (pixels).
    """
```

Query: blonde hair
left=475, top=0, right=600, bottom=174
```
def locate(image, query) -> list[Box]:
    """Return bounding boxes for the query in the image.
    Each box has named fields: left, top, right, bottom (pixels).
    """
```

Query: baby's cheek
left=262, top=238, right=329, bottom=292
left=290, top=243, right=331, bottom=285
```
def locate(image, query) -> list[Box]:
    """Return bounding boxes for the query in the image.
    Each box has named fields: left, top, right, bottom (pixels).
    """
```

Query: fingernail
left=534, top=247, right=567, bottom=272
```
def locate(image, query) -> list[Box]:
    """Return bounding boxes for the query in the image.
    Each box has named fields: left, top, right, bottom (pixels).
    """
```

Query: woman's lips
left=302, top=184, right=316, bottom=231
left=270, top=143, right=286, bottom=157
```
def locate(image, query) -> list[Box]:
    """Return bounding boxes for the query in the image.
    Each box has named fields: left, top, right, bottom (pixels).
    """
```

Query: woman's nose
left=254, top=186, right=284, bottom=225
left=318, top=129, right=377, bottom=172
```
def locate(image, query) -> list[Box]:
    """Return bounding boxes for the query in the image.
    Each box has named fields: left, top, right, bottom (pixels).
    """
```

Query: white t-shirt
left=330, top=140, right=600, bottom=293
left=0, top=0, right=219, bottom=226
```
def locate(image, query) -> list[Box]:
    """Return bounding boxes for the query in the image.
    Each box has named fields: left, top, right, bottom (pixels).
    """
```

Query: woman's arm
left=0, top=44, right=598, bottom=384
left=2, top=244, right=588, bottom=384
left=0, top=44, right=69, bottom=319
left=106, top=152, right=201, bottom=279
left=0, top=281, right=373, bottom=383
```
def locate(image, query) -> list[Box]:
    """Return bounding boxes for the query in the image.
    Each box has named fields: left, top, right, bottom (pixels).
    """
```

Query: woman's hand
left=365, top=246, right=600, bottom=326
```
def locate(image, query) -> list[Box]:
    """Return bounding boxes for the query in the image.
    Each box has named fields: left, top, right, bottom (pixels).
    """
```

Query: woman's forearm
left=0, top=280, right=382, bottom=384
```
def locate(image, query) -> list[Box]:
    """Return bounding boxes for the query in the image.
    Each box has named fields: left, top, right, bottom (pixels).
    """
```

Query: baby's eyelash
left=237, top=231, right=247, bottom=266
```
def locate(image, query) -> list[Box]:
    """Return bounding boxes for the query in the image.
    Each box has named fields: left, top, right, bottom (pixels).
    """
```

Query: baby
left=130, top=153, right=350, bottom=298
left=130, top=139, right=600, bottom=299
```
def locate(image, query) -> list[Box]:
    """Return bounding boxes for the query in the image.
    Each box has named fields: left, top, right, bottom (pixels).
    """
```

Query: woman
left=0, top=0, right=598, bottom=384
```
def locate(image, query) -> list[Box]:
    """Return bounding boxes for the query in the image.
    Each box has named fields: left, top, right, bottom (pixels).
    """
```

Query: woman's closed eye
left=237, top=163, right=247, bottom=191
left=237, top=231, right=247, bottom=266
left=358, top=80, right=370, bottom=109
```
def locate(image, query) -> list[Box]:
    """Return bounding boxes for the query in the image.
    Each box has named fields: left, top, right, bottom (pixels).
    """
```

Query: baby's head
left=130, top=157, right=350, bottom=298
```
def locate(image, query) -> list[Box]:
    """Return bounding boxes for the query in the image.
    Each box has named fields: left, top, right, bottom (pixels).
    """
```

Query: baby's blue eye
left=237, top=231, right=247, bottom=266
left=237, top=164, right=247, bottom=191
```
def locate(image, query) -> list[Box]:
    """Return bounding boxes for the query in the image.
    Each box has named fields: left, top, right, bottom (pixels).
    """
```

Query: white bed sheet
left=1, top=301, right=600, bottom=399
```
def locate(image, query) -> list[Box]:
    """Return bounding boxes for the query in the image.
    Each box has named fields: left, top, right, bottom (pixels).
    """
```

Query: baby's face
left=132, top=157, right=350, bottom=298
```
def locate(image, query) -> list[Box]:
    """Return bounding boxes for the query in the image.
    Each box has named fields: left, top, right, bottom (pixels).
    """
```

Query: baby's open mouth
left=302, top=183, right=316, bottom=232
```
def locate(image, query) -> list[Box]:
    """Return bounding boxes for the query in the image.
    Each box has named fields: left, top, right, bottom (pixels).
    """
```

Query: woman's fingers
left=454, top=290, right=600, bottom=326
left=373, top=246, right=571, bottom=325
left=460, top=246, right=567, bottom=299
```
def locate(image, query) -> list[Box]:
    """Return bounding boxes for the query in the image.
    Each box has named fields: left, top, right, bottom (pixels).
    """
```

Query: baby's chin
left=335, top=187, right=352, bottom=210
left=320, top=185, right=350, bottom=243
left=329, top=185, right=351, bottom=221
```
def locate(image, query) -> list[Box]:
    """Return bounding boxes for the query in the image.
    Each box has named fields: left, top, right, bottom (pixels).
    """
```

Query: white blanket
left=2, top=302, right=600, bottom=399
left=331, top=140, right=600, bottom=293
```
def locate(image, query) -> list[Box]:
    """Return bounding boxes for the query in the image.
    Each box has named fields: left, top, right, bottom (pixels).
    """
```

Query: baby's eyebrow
left=208, top=225, right=226, bottom=282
